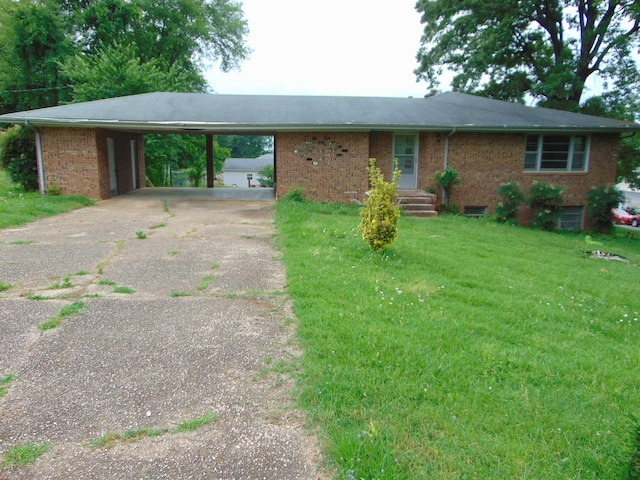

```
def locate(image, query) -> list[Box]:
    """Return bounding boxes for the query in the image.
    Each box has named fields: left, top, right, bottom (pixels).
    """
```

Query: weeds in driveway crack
left=113, top=286, right=135, bottom=294
left=0, top=443, right=50, bottom=470
left=97, top=240, right=125, bottom=274
left=197, top=274, right=216, bottom=291
left=47, top=276, right=73, bottom=289
left=90, top=412, right=217, bottom=448
left=38, top=301, right=85, bottom=331
left=170, top=290, right=192, bottom=297
left=0, top=372, right=16, bottom=397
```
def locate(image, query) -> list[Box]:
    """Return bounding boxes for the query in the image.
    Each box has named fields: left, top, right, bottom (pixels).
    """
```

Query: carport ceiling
left=0, top=91, right=638, bottom=134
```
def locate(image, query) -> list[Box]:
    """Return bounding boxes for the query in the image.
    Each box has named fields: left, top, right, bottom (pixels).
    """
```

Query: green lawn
left=0, top=171, right=93, bottom=229
left=275, top=200, right=640, bottom=479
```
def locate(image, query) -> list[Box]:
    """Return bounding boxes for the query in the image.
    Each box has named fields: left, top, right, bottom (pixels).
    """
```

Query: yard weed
left=47, top=276, right=73, bottom=290
left=90, top=412, right=217, bottom=448
left=0, top=443, right=50, bottom=469
left=197, top=274, right=216, bottom=290
left=113, top=286, right=135, bottom=294
left=0, top=372, right=16, bottom=397
left=170, top=412, right=217, bottom=433
left=38, top=301, right=85, bottom=331
left=169, top=291, right=192, bottom=297
left=27, top=294, right=56, bottom=300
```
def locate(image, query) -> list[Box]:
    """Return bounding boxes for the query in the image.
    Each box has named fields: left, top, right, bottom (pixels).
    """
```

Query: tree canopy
left=0, top=0, right=250, bottom=113
left=415, top=0, right=640, bottom=112
left=415, top=0, right=640, bottom=185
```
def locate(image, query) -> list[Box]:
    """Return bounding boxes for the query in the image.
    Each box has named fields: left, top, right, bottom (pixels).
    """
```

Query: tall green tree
left=60, top=43, right=194, bottom=101
left=0, top=0, right=73, bottom=113
left=415, top=0, right=640, bottom=185
left=217, top=135, right=273, bottom=158
left=59, top=0, right=250, bottom=90
left=415, top=0, right=640, bottom=112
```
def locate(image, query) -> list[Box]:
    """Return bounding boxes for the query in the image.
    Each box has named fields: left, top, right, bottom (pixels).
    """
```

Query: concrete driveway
left=0, top=191, right=323, bottom=479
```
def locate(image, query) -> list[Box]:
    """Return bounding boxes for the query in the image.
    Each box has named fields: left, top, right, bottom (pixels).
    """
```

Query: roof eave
left=2, top=117, right=638, bottom=134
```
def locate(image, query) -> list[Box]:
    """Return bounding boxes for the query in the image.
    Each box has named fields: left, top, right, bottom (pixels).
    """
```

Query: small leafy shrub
left=257, top=164, right=274, bottom=187
left=282, top=187, right=305, bottom=202
left=586, top=185, right=625, bottom=233
left=135, top=231, right=147, bottom=239
left=0, top=281, right=11, bottom=292
left=359, top=158, right=401, bottom=252
left=495, top=182, right=525, bottom=224
left=434, top=167, right=461, bottom=210
left=187, top=156, right=206, bottom=187
left=47, top=185, right=62, bottom=196
left=528, top=182, right=563, bottom=230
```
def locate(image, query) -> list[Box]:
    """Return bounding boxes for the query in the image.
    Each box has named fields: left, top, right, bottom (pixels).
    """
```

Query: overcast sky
left=205, top=0, right=432, bottom=97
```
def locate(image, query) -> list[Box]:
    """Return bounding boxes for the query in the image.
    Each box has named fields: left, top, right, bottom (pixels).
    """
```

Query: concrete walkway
left=0, top=193, right=324, bottom=479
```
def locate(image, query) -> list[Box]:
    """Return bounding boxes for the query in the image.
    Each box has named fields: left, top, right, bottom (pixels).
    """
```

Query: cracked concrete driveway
left=0, top=191, right=324, bottom=479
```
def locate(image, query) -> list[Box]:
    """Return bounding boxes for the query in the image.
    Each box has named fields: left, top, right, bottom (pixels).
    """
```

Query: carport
left=0, top=93, right=285, bottom=200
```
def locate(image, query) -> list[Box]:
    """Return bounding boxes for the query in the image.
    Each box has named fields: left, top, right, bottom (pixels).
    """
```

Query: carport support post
left=206, top=134, right=214, bottom=188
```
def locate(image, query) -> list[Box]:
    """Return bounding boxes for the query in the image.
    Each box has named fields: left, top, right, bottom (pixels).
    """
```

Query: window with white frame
left=524, top=135, right=589, bottom=172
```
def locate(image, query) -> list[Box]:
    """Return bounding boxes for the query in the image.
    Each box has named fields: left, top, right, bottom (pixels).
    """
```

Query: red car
left=612, top=208, right=640, bottom=227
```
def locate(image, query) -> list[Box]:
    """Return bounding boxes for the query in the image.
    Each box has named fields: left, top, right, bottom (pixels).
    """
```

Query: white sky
left=205, top=0, right=431, bottom=97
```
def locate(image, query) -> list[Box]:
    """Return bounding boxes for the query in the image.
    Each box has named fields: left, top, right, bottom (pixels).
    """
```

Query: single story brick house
left=1, top=91, right=638, bottom=227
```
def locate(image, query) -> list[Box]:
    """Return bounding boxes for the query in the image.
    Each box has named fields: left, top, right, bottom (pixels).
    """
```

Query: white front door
left=393, top=133, right=418, bottom=189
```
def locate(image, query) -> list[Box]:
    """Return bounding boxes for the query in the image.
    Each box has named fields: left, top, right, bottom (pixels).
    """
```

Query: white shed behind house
left=223, top=153, right=274, bottom=187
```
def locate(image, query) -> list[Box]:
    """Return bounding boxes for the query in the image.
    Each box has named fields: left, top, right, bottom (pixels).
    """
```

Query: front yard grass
left=275, top=200, right=640, bottom=479
left=0, top=170, right=93, bottom=229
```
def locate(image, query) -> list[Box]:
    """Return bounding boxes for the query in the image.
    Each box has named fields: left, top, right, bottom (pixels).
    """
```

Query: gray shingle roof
left=224, top=154, right=273, bottom=171
left=0, top=91, right=637, bottom=133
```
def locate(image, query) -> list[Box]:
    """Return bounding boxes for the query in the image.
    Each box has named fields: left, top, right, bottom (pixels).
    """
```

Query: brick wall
left=40, top=128, right=145, bottom=200
left=40, top=128, right=102, bottom=198
left=369, top=131, right=392, bottom=181
left=444, top=132, right=619, bottom=223
left=275, top=132, right=370, bottom=203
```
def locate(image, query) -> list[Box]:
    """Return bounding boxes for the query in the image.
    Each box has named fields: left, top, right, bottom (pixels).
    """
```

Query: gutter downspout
left=442, top=127, right=456, bottom=205
left=34, top=128, right=45, bottom=195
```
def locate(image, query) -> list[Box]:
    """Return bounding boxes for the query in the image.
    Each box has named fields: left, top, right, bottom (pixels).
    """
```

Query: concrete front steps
left=397, top=190, right=438, bottom=218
